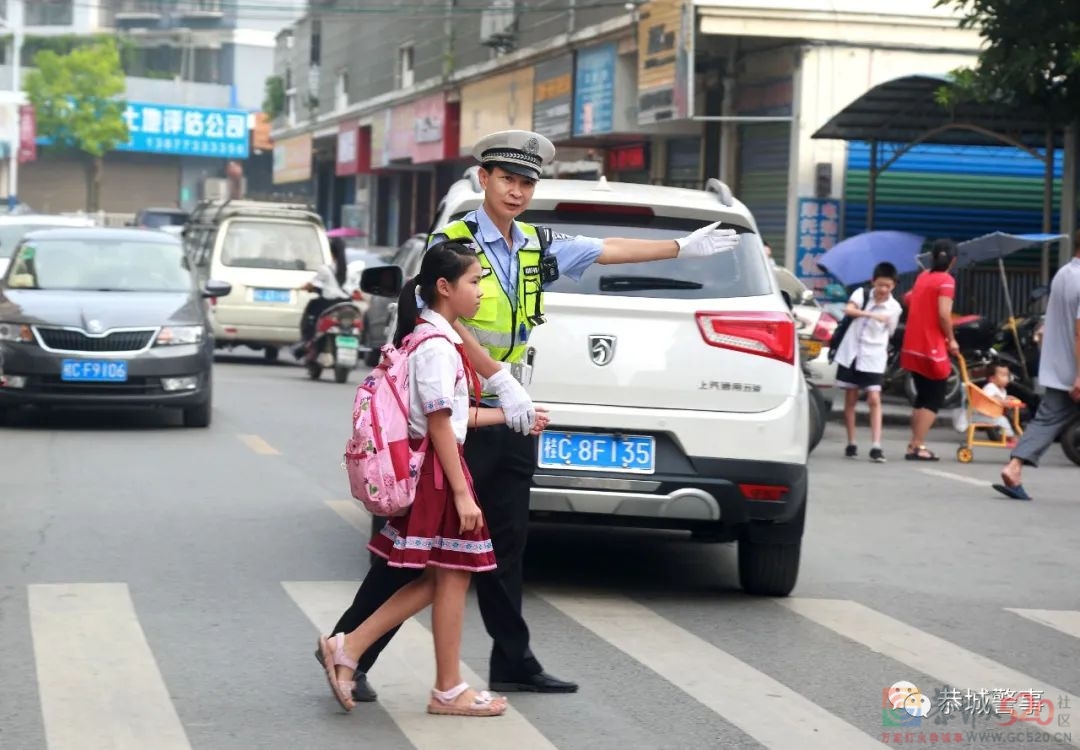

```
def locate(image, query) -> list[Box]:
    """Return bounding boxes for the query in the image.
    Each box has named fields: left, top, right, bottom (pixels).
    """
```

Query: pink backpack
left=343, top=326, right=467, bottom=517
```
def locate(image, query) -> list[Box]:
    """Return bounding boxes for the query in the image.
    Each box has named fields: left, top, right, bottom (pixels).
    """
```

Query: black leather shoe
left=351, top=673, right=378, bottom=703
left=490, top=671, right=578, bottom=693
left=312, top=646, right=378, bottom=702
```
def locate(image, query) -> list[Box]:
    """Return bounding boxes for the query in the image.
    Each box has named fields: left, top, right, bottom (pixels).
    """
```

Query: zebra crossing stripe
left=537, top=589, right=882, bottom=749
left=1007, top=609, right=1080, bottom=641
left=781, top=598, right=1080, bottom=747
left=325, top=500, right=371, bottom=534
left=28, top=583, right=192, bottom=750
left=282, top=581, right=558, bottom=750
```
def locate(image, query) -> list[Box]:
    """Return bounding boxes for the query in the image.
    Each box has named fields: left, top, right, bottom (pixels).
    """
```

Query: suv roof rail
left=187, top=198, right=323, bottom=227
left=705, top=178, right=735, bottom=207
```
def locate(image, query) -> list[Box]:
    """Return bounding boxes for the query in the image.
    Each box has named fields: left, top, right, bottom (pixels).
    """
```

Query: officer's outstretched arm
left=597, top=238, right=678, bottom=265
left=598, top=222, right=740, bottom=264
left=452, top=321, right=501, bottom=378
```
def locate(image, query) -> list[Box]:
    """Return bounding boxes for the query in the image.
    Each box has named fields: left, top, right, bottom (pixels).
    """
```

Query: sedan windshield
left=4, top=238, right=194, bottom=292
left=0, top=224, right=83, bottom=259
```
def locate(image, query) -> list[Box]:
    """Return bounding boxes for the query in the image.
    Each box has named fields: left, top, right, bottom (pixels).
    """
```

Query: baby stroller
left=953, top=353, right=1024, bottom=463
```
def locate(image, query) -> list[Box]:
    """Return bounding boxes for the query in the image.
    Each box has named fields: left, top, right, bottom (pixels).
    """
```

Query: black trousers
left=331, top=424, right=543, bottom=681
left=300, top=297, right=335, bottom=342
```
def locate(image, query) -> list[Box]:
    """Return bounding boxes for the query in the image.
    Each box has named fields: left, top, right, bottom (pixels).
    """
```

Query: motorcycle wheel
left=334, top=366, right=350, bottom=384
left=1062, top=416, right=1080, bottom=467
left=807, top=384, right=826, bottom=454
left=903, top=362, right=961, bottom=408
left=306, top=363, right=323, bottom=380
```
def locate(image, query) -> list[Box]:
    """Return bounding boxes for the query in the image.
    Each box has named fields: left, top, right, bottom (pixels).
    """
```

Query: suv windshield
left=221, top=220, right=324, bottom=271
left=454, top=209, right=772, bottom=299
left=4, top=238, right=194, bottom=292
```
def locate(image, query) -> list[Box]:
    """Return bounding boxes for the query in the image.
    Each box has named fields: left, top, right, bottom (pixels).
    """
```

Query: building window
left=26, top=0, right=74, bottom=26
left=398, top=45, right=414, bottom=89
left=335, top=70, right=349, bottom=111
left=310, top=18, right=322, bottom=66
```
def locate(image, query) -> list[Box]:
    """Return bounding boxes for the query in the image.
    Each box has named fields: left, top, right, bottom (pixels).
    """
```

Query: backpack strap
left=404, top=323, right=481, bottom=403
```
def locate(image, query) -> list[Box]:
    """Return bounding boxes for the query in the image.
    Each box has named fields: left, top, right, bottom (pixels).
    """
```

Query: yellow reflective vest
left=430, top=218, right=549, bottom=366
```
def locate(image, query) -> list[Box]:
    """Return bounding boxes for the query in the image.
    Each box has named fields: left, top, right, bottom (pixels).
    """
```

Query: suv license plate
left=61, top=359, right=128, bottom=382
left=537, top=431, right=655, bottom=474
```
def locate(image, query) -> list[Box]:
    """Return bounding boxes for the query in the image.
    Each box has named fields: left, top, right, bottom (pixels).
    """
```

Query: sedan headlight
left=0, top=322, right=32, bottom=343
left=155, top=325, right=204, bottom=346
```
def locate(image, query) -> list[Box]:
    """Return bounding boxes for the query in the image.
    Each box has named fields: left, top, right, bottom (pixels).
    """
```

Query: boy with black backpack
left=831, top=262, right=903, bottom=462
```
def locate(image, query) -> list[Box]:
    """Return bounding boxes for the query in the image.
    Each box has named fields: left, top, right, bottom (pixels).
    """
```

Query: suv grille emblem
left=589, top=335, right=616, bottom=366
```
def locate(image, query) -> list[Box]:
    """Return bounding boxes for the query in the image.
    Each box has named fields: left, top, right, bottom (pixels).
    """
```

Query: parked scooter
left=299, top=300, right=364, bottom=383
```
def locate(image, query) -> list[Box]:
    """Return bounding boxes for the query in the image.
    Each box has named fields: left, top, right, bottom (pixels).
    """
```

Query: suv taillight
left=695, top=311, right=796, bottom=364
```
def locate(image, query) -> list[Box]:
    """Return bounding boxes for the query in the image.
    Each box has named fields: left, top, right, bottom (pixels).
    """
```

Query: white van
left=184, top=200, right=331, bottom=362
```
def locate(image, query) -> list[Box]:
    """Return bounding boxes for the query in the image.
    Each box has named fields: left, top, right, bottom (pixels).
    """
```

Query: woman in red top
left=899, top=239, right=960, bottom=460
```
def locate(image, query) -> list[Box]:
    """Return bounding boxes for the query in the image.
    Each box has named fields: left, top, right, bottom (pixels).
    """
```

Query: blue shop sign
left=117, top=102, right=250, bottom=158
left=574, top=43, right=617, bottom=136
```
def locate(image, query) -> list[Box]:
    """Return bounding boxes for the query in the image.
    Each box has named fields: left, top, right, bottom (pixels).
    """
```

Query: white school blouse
left=406, top=308, right=470, bottom=443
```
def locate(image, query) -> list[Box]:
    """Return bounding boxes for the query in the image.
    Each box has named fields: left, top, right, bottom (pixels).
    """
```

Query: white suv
left=408, top=170, right=809, bottom=596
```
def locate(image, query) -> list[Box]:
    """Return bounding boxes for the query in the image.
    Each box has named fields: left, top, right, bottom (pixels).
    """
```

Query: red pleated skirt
left=367, top=441, right=496, bottom=573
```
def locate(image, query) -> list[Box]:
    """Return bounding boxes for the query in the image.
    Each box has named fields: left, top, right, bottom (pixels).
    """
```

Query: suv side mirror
left=361, top=265, right=404, bottom=297
left=799, top=289, right=816, bottom=305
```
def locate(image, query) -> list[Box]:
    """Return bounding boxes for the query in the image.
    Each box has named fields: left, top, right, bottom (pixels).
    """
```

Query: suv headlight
left=0, top=322, right=32, bottom=343
left=155, top=325, right=204, bottom=346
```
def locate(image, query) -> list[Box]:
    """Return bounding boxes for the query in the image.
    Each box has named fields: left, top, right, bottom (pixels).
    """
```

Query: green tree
left=936, top=0, right=1080, bottom=124
left=263, top=75, right=285, bottom=120
left=23, top=39, right=129, bottom=211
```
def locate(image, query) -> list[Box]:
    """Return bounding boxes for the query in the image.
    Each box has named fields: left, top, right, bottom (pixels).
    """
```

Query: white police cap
left=471, top=130, right=556, bottom=181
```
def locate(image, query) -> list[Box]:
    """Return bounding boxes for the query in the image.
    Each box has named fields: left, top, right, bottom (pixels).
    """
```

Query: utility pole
left=5, top=0, right=24, bottom=211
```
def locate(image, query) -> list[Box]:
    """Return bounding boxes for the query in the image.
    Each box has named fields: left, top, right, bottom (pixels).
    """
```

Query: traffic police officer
left=331, top=130, right=741, bottom=700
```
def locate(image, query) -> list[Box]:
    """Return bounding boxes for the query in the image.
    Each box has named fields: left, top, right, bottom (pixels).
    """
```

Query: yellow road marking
left=237, top=433, right=280, bottom=455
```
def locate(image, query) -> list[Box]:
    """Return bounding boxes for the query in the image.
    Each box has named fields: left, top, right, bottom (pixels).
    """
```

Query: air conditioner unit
left=203, top=178, right=229, bottom=200
left=480, top=0, right=517, bottom=51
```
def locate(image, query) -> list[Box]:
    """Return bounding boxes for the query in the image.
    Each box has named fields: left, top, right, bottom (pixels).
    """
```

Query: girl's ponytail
left=393, top=277, right=421, bottom=347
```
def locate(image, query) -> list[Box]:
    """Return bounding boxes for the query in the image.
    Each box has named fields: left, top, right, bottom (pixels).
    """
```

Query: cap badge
left=523, top=137, right=539, bottom=155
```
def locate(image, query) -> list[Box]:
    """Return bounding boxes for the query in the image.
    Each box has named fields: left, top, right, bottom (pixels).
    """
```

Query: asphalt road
left=1, top=352, right=1078, bottom=750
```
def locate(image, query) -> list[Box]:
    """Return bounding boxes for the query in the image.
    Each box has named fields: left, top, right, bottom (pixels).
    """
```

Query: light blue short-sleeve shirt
left=428, top=205, right=602, bottom=307
left=1038, top=257, right=1080, bottom=391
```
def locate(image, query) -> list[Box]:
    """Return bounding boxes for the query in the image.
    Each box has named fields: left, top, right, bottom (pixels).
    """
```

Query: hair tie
left=414, top=285, right=426, bottom=310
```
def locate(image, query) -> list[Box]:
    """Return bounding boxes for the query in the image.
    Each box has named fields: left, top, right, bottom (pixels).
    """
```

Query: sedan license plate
left=252, top=288, right=291, bottom=303
left=537, top=431, right=655, bottom=474
left=61, top=359, right=128, bottom=382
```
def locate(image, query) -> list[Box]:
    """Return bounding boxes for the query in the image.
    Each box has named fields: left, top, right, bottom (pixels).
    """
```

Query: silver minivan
left=184, top=200, right=331, bottom=362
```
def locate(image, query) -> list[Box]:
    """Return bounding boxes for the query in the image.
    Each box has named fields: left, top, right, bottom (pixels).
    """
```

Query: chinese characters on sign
left=117, top=102, right=250, bottom=159
left=573, top=43, right=617, bottom=136
left=795, top=198, right=840, bottom=292
left=880, top=681, right=1072, bottom=744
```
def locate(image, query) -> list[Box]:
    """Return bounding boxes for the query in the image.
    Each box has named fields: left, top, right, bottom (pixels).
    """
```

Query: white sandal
left=427, top=682, right=507, bottom=717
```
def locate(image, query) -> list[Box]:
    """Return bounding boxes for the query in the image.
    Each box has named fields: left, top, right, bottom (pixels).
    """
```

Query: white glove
left=487, top=369, right=535, bottom=435
left=675, top=222, right=740, bottom=258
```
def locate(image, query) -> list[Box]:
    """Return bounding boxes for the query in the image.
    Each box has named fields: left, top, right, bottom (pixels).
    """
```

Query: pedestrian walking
left=327, top=129, right=743, bottom=702
left=318, top=241, right=547, bottom=715
left=834, top=262, right=902, bottom=462
left=900, top=239, right=960, bottom=461
left=994, top=231, right=1080, bottom=500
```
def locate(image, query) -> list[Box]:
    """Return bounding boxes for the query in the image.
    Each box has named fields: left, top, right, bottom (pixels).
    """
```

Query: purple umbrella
left=816, top=230, right=925, bottom=286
